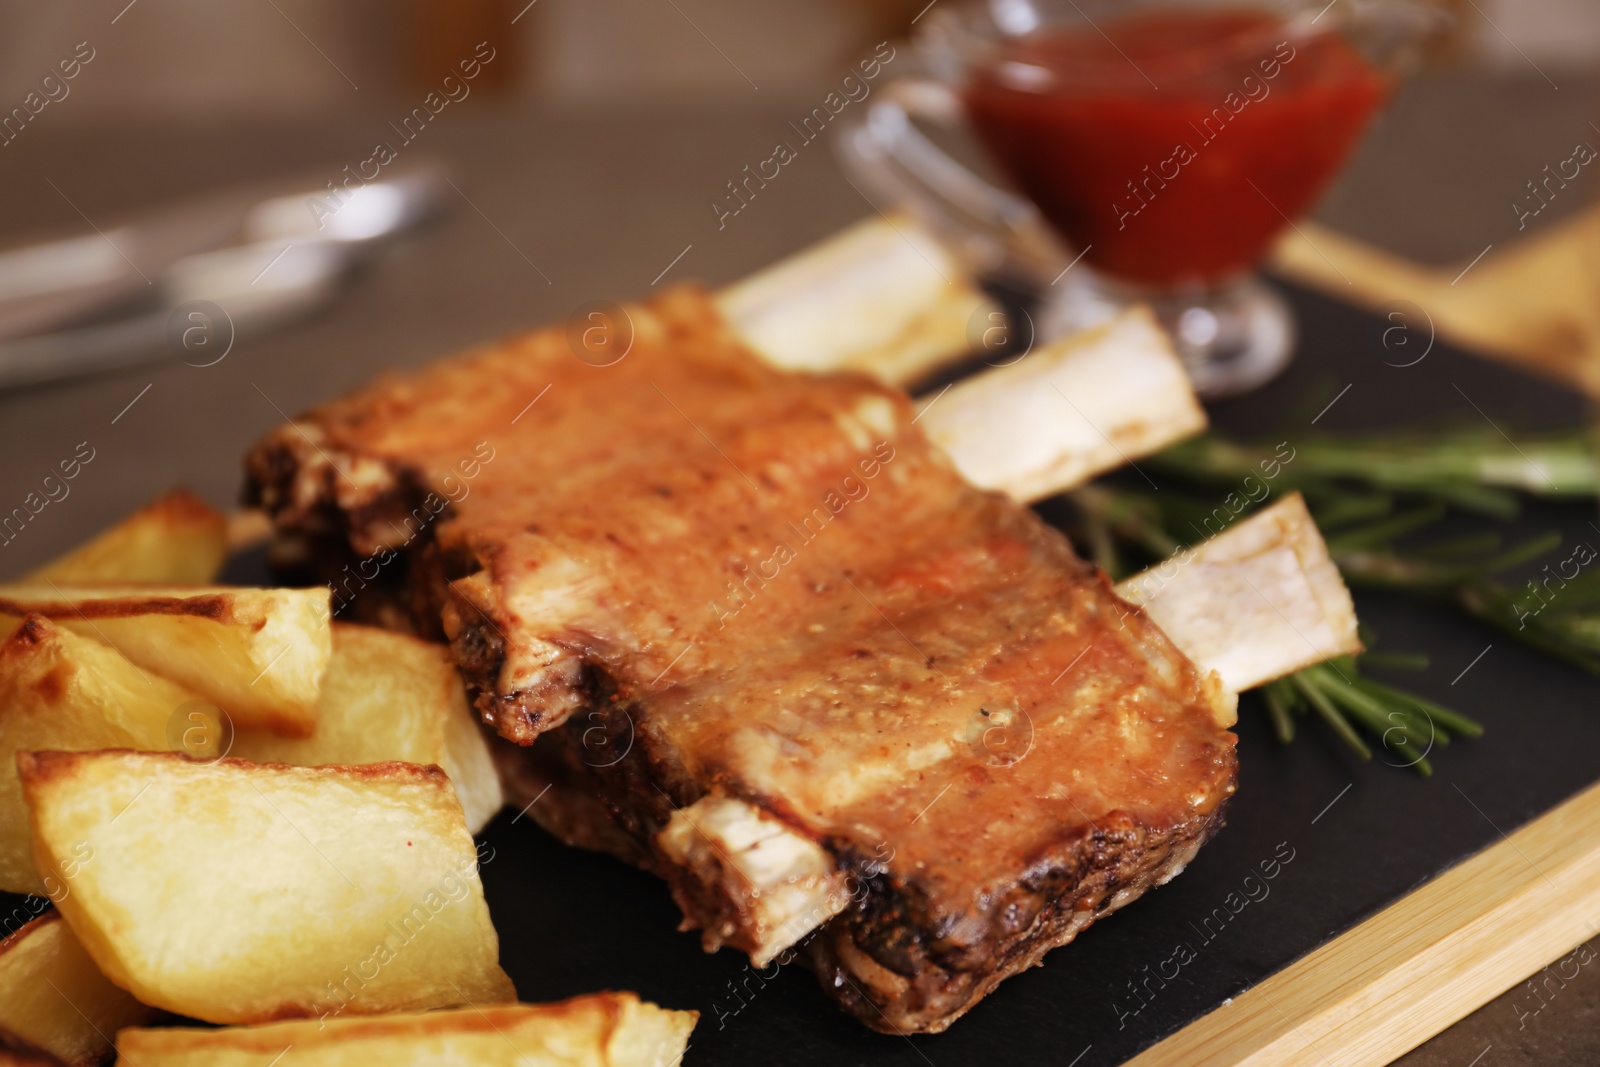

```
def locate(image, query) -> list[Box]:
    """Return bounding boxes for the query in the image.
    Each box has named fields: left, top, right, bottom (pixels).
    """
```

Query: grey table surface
left=0, top=69, right=1596, bottom=1065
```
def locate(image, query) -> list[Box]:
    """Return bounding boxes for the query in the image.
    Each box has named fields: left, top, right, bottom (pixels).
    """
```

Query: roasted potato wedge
left=0, top=912, right=157, bottom=1067
left=232, top=623, right=502, bottom=832
left=114, top=992, right=696, bottom=1066
left=0, top=585, right=330, bottom=736
left=26, top=490, right=227, bottom=586
left=0, top=616, right=209, bottom=895
left=20, top=750, right=513, bottom=1025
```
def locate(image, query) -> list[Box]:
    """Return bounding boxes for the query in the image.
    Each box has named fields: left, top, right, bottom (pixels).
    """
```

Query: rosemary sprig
left=1455, top=571, right=1600, bottom=676
left=1261, top=655, right=1485, bottom=777
left=1149, top=427, right=1597, bottom=518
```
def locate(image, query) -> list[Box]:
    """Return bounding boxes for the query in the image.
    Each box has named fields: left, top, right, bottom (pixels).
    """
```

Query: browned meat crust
left=244, top=286, right=1238, bottom=1033
left=494, top=727, right=1228, bottom=1033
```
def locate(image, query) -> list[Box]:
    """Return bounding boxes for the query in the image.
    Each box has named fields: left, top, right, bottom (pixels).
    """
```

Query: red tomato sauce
left=964, top=8, right=1388, bottom=285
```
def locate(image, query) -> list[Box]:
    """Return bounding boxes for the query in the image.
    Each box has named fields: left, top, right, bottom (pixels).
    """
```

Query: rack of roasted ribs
left=245, top=218, right=1358, bottom=1034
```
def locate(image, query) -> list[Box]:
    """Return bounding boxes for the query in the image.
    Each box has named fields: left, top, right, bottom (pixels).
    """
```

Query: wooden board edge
left=1126, top=776, right=1600, bottom=1066
left=1267, top=215, right=1600, bottom=398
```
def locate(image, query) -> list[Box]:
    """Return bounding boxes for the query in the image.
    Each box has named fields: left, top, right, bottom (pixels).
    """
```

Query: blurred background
left=0, top=0, right=1596, bottom=109
left=0, top=0, right=1594, bottom=272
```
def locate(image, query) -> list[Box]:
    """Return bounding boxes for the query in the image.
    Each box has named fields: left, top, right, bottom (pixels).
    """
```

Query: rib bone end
left=715, top=212, right=996, bottom=388
left=922, top=305, right=1207, bottom=503
left=1116, top=492, right=1362, bottom=696
left=655, top=797, right=850, bottom=968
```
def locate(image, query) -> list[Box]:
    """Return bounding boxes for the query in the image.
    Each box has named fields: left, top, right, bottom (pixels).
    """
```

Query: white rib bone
left=921, top=306, right=1206, bottom=503
left=715, top=213, right=994, bottom=388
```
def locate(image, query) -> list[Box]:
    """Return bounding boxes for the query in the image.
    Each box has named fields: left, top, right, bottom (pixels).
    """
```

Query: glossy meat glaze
left=246, top=286, right=1238, bottom=1031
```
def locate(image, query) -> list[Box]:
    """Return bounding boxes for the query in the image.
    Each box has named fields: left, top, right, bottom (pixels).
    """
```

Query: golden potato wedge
left=26, top=489, right=227, bottom=586
left=0, top=912, right=157, bottom=1067
left=233, top=623, right=501, bottom=832
left=114, top=992, right=696, bottom=1066
left=20, top=750, right=513, bottom=1025
left=0, top=584, right=330, bottom=737
left=0, top=616, right=210, bottom=895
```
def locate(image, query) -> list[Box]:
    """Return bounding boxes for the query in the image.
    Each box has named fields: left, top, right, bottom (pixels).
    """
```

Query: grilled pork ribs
left=245, top=286, right=1237, bottom=1033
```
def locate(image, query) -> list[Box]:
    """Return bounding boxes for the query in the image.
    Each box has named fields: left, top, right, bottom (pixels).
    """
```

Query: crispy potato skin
left=0, top=585, right=331, bottom=737
left=19, top=750, right=513, bottom=1026
left=114, top=992, right=696, bottom=1066
left=0, top=912, right=157, bottom=1067
left=230, top=623, right=503, bottom=832
left=19, top=749, right=450, bottom=789
left=0, top=616, right=206, bottom=895
left=25, top=488, right=227, bottom=587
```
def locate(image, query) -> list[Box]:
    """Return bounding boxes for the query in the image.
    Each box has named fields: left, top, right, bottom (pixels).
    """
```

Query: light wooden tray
left=1269, top=207, right=1600, bottom=396
left=1132, top=213, right=1600, bottom=1065
left=1129, top=778, right=1600, bottom=1065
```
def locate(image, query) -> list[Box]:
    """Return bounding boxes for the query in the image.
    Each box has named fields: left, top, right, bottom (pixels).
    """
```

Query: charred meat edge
left=496, top=719, right=1232, bottom=1034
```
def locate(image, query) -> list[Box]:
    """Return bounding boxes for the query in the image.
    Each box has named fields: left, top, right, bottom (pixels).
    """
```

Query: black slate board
left=4, top=282, right=1596, bottom=1065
